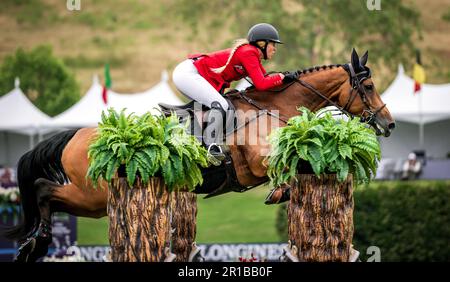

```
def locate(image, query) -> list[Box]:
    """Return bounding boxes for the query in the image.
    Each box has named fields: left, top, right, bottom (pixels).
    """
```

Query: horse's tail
left=0, top=129, right=79, bottom=241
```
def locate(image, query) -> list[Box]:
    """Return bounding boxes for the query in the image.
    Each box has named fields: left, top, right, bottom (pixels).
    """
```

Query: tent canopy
left=0, top=79, right=52, bottom=135
left=381, top=65, right=450, bottom=124
left=47, top=71, right=185, bottom=128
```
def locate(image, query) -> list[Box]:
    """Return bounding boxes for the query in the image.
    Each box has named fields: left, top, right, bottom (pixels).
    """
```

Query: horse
left=0, top=49, right=395, bottom=262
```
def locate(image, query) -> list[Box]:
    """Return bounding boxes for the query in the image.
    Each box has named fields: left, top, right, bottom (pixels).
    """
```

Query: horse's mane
left=234, top=64, right=344, bottom=94
left=296, top=64, right=343, bottom=76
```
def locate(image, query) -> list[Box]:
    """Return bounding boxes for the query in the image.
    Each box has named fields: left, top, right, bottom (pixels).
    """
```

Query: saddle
left=159, top=99, right=237, bottom=139
left=158, top=95, right=249, bottom=198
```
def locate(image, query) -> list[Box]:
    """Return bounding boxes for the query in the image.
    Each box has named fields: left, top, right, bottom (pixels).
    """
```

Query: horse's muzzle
left=371, top=119, right=395, bottom=137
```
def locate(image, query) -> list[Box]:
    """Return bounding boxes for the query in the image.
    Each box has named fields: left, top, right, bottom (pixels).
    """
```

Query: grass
left=77, top=185, right=280, bottom=245
left=196, top=185, right=280, bottom=243
left=77, top=217, right=109, bottom=245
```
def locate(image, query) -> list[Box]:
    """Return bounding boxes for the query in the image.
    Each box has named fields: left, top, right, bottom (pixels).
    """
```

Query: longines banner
left=198, top=243, right=288, bottom=262
left=44, top=243, right=288, bottom=262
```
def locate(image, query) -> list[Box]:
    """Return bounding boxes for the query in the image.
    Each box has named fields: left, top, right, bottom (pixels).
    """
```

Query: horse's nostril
left=388, top=122, right=396, bottom=130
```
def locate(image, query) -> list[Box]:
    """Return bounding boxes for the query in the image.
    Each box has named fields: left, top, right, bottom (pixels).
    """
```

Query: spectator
left=401, top=152, right=422, bottom=180
left=0, top=167, right=15, bottom=188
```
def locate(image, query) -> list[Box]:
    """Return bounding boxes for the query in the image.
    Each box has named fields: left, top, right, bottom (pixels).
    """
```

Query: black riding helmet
left=247, top=23, right=283, bottom=60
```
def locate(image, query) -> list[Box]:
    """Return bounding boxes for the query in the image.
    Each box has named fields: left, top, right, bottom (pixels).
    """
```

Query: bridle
left=237, top=64, right=387, bottom=131
left=341, top=63, right=386, bottom=126
left=292, top=64, right=386, bottom=128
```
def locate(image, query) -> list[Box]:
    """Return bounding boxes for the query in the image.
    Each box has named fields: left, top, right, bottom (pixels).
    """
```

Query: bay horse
left=1, top=49, right=395, bottom=262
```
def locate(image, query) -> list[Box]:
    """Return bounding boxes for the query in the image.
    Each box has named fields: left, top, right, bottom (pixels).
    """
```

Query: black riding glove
left=282, top=71, right=297, bottom=83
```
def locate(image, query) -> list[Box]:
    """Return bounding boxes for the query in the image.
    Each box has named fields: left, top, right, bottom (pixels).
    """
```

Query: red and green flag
left=102, top=63, right=112, bottom=104
left=413, top=50, right=426, bottom=94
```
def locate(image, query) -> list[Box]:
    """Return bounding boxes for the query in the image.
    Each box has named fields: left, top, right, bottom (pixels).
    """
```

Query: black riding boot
left=205, top=101, right=228, bottom=163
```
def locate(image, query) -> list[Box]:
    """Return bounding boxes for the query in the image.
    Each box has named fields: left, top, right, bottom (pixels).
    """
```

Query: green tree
left=173, top=0, right=420, bottom=71
left=0, top=45, right=80, bottom=116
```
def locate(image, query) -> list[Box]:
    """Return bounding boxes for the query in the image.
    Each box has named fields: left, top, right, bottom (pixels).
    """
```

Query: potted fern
left=267, top=107, right=380, bottom=262
left=87, top=109, right=208, bottom=262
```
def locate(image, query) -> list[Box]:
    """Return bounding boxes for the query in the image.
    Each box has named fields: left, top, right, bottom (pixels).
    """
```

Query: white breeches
left=172, top=59, right=229, bottom=110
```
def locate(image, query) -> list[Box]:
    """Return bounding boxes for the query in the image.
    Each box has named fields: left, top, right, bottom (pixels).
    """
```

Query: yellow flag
left=413, top=63, right=426, bottom=84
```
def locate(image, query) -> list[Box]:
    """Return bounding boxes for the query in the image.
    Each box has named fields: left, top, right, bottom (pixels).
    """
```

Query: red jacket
left=188, top=44, right=283, bottom=93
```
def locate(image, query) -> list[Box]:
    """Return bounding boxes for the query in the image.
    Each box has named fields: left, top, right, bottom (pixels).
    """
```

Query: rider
left=172, top=23, right=297, bottom=157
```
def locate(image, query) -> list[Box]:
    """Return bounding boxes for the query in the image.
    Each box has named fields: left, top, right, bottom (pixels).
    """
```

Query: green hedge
left=276, top=181, right=450, bottom=261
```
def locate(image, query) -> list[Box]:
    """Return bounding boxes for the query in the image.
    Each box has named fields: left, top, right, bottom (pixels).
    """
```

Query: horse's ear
left=351, top=48, right=360, bottom=68
left=360, top=50, right=368, bottom=66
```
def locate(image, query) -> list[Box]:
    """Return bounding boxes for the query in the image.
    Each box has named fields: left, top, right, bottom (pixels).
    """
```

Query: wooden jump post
left=108, top=177, right=172, bottom=262
left=286, top=174, right=355, bottom=262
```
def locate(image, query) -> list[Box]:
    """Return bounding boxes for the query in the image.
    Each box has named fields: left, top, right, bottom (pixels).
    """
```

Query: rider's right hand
left=282, top=71, right=297, bottom=83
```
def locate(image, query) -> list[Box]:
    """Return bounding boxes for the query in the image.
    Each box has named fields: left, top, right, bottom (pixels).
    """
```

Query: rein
left=235, top=63, right=386, bottom=128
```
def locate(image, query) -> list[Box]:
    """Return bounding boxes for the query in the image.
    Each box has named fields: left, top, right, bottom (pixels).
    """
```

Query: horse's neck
left=228, top=67, right=348, bottom=186
left=237, top=67, right=348, bottom=118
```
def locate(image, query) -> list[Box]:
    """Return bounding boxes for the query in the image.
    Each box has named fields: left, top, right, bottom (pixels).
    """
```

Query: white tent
left=48, top=76, right=106, bottom=128
left=381, top=65, right=450, bottom=124
left=0, top=72, right=185, bottom=166
left=0, top=78, right=52, bottom=135
left=379, top=65, right=450, bottom=159
left=48, top=71, right=185, bottom=128
left=108, top=71, right=185, bottom=116
left=0, top=79, right=53, bottom=166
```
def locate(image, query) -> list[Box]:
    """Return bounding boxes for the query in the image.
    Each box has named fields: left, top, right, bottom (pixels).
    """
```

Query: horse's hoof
left=265, top=186, right=290, bottom=205
left=28, top=236, right=51, bottom=262
left=264, top=188, right=283, bottom=205
left=164, top=247, right=177, bottom=262
left=14, top=237, right=36, bottom=262
left=279, top=244, right=299, bottom=262
left=188, top=242, right=205, bottom=262
left=349, top=246, right=360, bottom=262
left=14, top=231, right=52, bottom=263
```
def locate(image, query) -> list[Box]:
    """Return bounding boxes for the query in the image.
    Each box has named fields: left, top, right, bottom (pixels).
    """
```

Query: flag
left=413, top=50, right=426, bottom=94
left=102, top=63, right=112, bottom=104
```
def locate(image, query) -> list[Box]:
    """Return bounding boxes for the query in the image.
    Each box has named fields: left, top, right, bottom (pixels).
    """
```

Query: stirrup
left=207, top=143, right=225, bottom=165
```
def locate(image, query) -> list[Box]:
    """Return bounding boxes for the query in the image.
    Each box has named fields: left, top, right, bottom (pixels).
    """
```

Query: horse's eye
left=364, top=84, right=373, bottom=91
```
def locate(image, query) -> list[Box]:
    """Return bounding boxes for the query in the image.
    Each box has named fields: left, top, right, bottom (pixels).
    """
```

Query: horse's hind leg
left=15, top=178, right=57, bottom=262
left=15, top=179, right=108, bottom=262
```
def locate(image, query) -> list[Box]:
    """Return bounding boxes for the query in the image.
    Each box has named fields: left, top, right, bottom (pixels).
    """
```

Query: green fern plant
left=86, top=108, right=209, bottom=192
left=267, top=107, right=381, bottom=187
